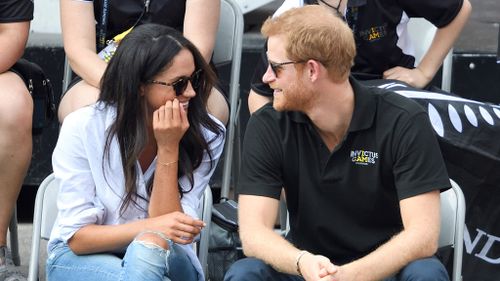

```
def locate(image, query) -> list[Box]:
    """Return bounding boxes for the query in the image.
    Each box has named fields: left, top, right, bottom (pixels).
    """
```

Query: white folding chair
left=28, top=173, right=59, bottom=281
left=196, top=186, right=213, bottom=279
left=440, top=179, right=466, bottom=281
left=215, top=0, right=244, bottom=201
left=407, top=18, right=453, bottom=92
left=28, top=173, right=214, bottom=281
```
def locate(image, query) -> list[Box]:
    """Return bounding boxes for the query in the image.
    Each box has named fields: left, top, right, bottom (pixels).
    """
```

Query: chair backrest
left=439, top=179, right=466, bottom=281
left=407, top=18, right=453, bottom=92
left=28, top=173, right=60, bottom=281
left=216, top=0, right=244, bottom=200
left=196, top=186, right=213, bottom=278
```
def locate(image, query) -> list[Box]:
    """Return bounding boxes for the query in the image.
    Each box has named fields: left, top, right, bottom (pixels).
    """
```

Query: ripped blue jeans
left=46, top=233, right=198, bottom=281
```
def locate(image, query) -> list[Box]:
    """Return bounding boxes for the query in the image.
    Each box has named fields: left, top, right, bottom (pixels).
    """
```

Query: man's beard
left=273, top=78, right=314, bottom=112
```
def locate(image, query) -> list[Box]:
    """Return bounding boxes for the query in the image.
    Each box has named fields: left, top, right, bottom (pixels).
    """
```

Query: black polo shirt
left=0, top=0, right=33, bottom=23
left=239, top=77, right=450, bottom=265
left=251, top=0, right=463, bottom=96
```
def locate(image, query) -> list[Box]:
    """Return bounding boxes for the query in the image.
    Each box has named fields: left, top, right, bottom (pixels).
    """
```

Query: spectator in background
left=0, top=1, right=35, bottom=280
left=248, top=0, right=472, bottom=113
left=57, top=0, right=229, bottom=125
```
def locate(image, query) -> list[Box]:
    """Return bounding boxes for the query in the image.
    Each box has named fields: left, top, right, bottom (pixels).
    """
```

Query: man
left=0, top=0, right=34, bottom=280
left=247, top=0, right=471, bottom=113
left=225, top=5, right=450, bottom=281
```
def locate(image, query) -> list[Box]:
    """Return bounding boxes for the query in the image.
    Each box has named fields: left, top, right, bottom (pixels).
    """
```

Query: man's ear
left=307, top=60, right=322, bottom=82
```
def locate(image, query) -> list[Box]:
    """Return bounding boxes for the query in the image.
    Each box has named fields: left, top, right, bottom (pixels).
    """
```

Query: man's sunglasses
left=269, top=61, right=304, bottom=77
left=148, top=69, right=202, bottom=96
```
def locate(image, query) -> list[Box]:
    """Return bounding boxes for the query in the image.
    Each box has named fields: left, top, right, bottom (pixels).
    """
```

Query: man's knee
left=399, top=257, right=449, bottom=281
left=224, top=258, right=274, bottom=281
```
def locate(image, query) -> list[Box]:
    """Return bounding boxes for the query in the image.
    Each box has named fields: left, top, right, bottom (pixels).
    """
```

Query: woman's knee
left=58, top=81, right=99, bottom=122
left=134, top=231, right=170, bottom=250
left=207, top=87, right=229, bottom=125
left=0, top=73, right=33, bottom=131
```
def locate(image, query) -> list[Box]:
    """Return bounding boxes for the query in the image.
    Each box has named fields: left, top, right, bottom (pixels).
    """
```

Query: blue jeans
left=46, top=239, right=198, bottom=281
left=224, top=256, right=449, bottom=281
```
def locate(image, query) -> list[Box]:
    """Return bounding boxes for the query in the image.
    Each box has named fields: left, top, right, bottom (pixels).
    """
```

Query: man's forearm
left=338, top=229, right=437, bottom=281
left=241, top=226, right=302, bottom=275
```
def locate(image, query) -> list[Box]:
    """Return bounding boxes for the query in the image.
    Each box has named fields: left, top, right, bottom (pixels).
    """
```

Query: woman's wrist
left=157, top=146, right=179, bottom=162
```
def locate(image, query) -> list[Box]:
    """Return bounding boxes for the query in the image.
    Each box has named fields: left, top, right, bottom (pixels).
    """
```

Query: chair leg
left=9, top=207, right=20, bottom=266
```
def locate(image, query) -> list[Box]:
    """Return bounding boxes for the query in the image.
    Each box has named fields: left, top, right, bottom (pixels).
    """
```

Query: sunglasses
left=269, top=61, right=305, bottom=77
left=148, top=69, right=202, bottom=96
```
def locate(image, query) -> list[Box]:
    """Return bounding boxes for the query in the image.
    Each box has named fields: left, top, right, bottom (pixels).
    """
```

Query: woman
left=47, top=24, right=225, bottom=281
left=58, top=0, right=228, bottom=125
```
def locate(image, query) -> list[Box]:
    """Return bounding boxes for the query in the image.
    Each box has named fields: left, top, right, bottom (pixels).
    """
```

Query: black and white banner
left=371, top=80, right=500, bottom=280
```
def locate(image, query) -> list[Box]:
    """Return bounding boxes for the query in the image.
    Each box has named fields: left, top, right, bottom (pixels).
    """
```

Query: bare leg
left=57, top=80, right=100, bottom=123
left=247, top=89, right=272, bottom=115
left=0, top=72, right=32, bottom=246
left=207, top=87, right=229, bottom=125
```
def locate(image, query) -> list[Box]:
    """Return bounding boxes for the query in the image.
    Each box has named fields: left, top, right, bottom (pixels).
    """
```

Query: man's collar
left=348, top=76, right=377, bottom=132
left=285, top=76, right=377, bottom=131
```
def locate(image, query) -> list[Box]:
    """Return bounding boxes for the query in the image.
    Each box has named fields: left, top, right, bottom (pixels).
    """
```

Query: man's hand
left=299, top=252, right=338, bottom=281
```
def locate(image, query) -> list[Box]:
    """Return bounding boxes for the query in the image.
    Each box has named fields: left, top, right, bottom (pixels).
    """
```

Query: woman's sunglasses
left=148, top=69, right=202, bottom=96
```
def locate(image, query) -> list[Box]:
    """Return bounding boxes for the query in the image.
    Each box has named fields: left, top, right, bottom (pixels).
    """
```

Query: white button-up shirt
left=48, top=103, right=225, bottom=280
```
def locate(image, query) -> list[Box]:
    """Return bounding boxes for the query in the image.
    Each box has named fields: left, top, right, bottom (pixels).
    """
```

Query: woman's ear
left=140, top=85, right=146, bottom=96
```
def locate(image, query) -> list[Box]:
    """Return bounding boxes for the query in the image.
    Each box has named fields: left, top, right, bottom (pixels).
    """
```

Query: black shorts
left=10, top=59, right=55, bottom=130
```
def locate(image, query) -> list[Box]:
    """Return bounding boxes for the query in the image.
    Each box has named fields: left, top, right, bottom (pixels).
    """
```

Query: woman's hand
left=148, top=211, right=205, bottom=244
left=383, top=66, right=431, bottom=89
left=153, top=98, right=190, bottom=148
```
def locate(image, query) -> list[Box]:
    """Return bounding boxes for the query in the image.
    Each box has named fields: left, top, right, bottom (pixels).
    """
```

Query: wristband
left=295, top=250, right=308, bottom=277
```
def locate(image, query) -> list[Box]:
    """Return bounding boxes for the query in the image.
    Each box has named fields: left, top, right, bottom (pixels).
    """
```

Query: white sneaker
left=0, top=246, right=26, bottom=281
left=0, top=246, right=8, bottom=281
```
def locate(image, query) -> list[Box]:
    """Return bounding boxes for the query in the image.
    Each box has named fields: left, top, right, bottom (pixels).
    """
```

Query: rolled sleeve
left=52, top=112, right=105, bottom=244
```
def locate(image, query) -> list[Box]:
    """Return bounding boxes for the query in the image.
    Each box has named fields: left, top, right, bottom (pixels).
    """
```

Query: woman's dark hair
left=98, top=23, right=224, bottom=215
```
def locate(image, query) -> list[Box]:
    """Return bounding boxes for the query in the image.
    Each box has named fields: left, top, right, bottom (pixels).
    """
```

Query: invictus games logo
left=350, top=150, right=379, bottom=166
left=359, top=24, right=387, bottom=42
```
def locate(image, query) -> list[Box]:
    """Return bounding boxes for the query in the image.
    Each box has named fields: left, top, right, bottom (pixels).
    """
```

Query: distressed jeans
left=46, top=237, right=198, bottom=281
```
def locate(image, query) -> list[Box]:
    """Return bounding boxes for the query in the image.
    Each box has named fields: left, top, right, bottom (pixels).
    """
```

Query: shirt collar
left=288, top=76, right=377, bottom=132
left=347, top=76, right=377, bottom=132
